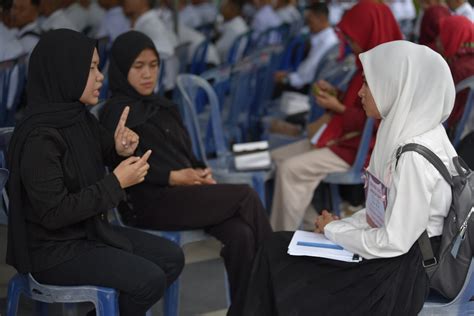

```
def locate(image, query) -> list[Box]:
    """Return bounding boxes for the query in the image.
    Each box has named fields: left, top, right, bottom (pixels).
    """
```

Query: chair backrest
left=175, top=42, right=192, bottom=73
left=96, top=36, right=110, bottom=71
left=176, top=74, right=228, bottom=163
left=227, top=30, right=253, bottom=65
left=253, top=23, right=290, bottom=51
left=0, top=54, right=28, bottom=127
left=200, top=64, right=232, bottom=109
left=453, top=75, right=474, bottom=148
left=279, top=33, right=307, bottom=72
left=349, top=117, right=375, bottom=173
left=190, top=39, right=210, bottom=75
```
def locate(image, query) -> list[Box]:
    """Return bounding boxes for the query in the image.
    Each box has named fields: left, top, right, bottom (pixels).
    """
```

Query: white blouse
left=324, top=126, right=454, bottom=259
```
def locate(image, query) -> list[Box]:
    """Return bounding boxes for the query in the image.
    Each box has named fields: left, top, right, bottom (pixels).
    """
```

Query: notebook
left=288, top=230, right=362, bottom=263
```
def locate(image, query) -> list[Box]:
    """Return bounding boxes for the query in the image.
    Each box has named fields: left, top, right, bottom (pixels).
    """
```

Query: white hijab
left=360, top=40, right=456, bottom=185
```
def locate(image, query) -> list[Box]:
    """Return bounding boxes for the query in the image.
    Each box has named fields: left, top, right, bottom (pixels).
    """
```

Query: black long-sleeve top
left=19, top=122, right=125, bottom=272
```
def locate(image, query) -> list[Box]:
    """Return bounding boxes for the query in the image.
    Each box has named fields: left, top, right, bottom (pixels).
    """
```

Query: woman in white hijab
left=237, top=40, right=457, bottom=316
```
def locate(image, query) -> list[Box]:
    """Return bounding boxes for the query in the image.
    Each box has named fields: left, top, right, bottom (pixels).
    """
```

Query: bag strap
left=395, top=143, right=453, bottom=186
left=395, top=143, right=454, bottom=268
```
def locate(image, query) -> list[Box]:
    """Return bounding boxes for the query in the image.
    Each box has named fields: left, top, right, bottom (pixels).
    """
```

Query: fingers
left=122, top=156, right=141, bottom=165
left=136, top=150, right=152, bottom=166
left=114, top=106, right=130, bottom=138
left=122, top=128, right=139, bottom=149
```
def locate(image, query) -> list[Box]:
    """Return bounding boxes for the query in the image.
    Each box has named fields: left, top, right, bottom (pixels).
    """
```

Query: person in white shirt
left=179, top=1, right=202, bottom=29
left=97, top=0, right=131, bottom=42
left=80, top=0, right=106, bottom=37
left=251, top=0, right=283, bottom=40
left=237, top=40, right=457, bottom=316
left=216, top=0, right=249, bottom=62
left=62, top=0, right=89, bottom=32
left=11, top=0, right=41, bottom=58
left=275, top=0, right=301, bottom=25
left=446, top=0, right=474, bottom=20
left=38, top=0, right=79, bottom=32
left=274, top=2, right=338, bottom=91
left=191, top=0, right=218, bottom=24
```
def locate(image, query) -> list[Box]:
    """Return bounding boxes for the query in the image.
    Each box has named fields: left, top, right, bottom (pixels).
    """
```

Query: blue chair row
left=227, top=30, right=253, bottom=65
left=176, top=74, right=274, bottom=209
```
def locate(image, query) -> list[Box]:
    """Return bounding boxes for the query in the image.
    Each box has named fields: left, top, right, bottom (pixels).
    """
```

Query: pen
left=296, top=241, right=344, bottom=250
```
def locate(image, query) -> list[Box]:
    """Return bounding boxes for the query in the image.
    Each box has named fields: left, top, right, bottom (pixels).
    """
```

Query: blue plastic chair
left=227, top=30, right=253, bottom=65
left=323, top=118, right=375, bottom=216
left=97, top=36, right=111, bottom=72
left=189, top=39, right=210, bottom=75
left=176, top=74, right=274, bottom=209
left=0, top=54, right=27, bottom=127
left=198, top=65, right=233, bottom=155
left=252, top=23, right=290, bottom=52
left=224, top=58, right=258, bottom=143
left=278, top=33, right=308, bottom=72
left=7, top=273, right=122, bottom=316
left=175, top=42, right=192, bottom=74
left=452, top=75, right=474, bottom=148
left=419, top=258, right=474, bottom=315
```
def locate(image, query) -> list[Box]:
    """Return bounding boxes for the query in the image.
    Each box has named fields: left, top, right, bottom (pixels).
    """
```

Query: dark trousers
left=132, top=184, right=273, bottom=315
left=33, top=226, right=185, bottom=316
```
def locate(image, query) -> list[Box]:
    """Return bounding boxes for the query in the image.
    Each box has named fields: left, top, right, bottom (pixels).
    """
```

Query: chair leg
left=35, top=301, right=48, bottom=316
left=163, top=279, right=180, bottom=316
left=6, top=274, right=28, bottom=316
left=330, top=184, right=342, bottom=216
left=95, top=290, right=119, bottom=316
left=62, top=303, right=78, bottom=316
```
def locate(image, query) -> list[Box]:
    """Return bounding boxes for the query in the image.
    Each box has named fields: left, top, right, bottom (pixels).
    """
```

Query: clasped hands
left=314, top=210, right=340, bottom=234
left=169, top=168, right=216, bottom=186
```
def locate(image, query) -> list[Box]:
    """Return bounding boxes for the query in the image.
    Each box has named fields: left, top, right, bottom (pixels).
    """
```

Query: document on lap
left=288, top=230, right=362, bottom=263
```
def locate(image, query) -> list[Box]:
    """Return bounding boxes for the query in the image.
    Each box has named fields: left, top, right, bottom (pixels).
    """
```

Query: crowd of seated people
left=1, top=0, right=474, bottom=315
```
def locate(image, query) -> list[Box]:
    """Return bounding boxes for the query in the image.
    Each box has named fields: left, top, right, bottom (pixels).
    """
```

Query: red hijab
left=419, top=5, right=451, bottom=50
left=439, top=15, right=474, bottom=59
left=317, top=0, right=402, bottom=149
left=336, top=0, right=403, bottom=106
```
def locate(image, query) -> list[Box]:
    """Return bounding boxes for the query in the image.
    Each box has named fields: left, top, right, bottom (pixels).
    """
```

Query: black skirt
left=239, top=231, right=429, bottom=316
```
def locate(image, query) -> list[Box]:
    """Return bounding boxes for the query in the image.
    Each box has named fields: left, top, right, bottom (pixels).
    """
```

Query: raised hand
left=114, top=106, right=139, bottom=157
left=113, top=150, right=152, bottom=188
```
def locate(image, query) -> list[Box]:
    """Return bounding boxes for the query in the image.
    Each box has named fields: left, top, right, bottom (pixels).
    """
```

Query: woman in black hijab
left=6, top=29, right=184, bottom=316
left=100, top=30, right=272, bottom=315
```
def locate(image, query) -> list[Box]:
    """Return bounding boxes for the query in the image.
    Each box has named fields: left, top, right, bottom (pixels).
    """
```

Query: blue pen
left=296, top=241, right=344, bottom=250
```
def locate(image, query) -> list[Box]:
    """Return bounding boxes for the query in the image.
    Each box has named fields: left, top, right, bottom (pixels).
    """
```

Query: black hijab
left=100, top=30, right=174, bottom=130
left=6, top=29, right=130, bottom=273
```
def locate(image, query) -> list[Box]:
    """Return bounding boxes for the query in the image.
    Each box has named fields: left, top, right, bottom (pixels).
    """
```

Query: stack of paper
left=233, top=141, right=271, bottom=171
left=288, top=230, right=362, bottom=263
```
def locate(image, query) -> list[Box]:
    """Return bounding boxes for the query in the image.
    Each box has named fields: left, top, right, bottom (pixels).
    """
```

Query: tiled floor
left=0, top=225, right=229, bottom=316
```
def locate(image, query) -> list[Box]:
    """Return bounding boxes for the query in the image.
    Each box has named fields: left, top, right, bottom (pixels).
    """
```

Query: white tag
left=364, top=170, right=388, bottom=228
